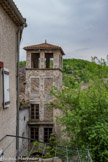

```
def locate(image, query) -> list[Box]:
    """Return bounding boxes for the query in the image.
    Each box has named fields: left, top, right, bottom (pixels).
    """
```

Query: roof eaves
left=24, top=47, right=65, bottom=55
left=7, top=0, right=27, bottom=27
left=0, top=0, right=27, bottom=27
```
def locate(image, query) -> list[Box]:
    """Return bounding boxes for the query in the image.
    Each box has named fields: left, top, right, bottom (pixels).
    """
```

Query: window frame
left=31, top=53, right=40, bottom=69
left=31, top=104, right=39, bottom=120
left=45, top=53, right=53, bottom=69
left=44, top=128, right=52, bottom=143
left=30, top=127, right=39, bottom=142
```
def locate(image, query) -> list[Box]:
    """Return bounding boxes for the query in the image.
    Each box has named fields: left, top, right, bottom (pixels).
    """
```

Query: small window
left=31, top=127, right=39, bottom=142
left=31, top=104, right=39, bottom=120
left=45, top=53, right=53, bottom=68
left=44, top=128, right=52, bottom=143
left=31, top=53, right=40, bottom=68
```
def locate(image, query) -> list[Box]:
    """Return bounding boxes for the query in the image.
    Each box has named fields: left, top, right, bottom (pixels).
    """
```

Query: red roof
left=24, top=42, right=65, bottom=55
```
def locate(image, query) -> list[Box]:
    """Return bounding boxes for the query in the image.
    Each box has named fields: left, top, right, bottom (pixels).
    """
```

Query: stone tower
left=24, top=42, right=65, bottom=142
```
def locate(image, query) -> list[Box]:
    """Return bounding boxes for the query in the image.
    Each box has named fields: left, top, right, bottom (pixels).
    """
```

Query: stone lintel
left=26, top=68, right=63, bottom=72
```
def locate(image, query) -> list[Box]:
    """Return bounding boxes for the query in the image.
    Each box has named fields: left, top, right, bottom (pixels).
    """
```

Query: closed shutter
left=3, top=68, right=10, bottom=108
left=0, top=61, right=3, bottom=68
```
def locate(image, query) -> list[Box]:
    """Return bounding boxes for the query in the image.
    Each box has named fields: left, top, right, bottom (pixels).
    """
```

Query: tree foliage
left=63, top=58, right=108, bottom=88
left=19, top=61, right=26, bottom=67
left=49, top=57, right=108, bottom=161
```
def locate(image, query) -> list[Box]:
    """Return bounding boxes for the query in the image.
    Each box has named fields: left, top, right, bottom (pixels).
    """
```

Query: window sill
left=26, top=68, right=62, bottom=72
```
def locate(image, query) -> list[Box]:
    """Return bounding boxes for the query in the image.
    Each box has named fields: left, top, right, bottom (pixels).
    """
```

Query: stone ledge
left=28, top=121, right=53, bottom=126
left=26, top=68, right=63, bottom=72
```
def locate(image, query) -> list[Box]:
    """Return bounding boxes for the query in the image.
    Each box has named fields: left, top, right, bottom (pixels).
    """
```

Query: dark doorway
left=44, top=128, right=52, bottom=143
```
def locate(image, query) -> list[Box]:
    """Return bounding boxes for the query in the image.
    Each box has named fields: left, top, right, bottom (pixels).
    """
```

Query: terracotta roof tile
left=24, top=42, right=65, bottom=55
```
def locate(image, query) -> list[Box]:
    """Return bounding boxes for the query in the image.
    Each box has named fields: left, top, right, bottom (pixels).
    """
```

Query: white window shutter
left=4, top=68, right=10, bottom=108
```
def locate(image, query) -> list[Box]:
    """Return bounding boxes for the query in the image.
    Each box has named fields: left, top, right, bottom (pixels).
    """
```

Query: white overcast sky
left=14, top=0, right=108, bottom=61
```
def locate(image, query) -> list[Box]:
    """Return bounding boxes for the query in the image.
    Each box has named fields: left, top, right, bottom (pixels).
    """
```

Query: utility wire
left=0, top=135, right=93, bottom=161
left=26, top=143, right=35, bottom=162
left=16, top=139, right=30, bottom=157
left=2, top=137, right=16, bottom=157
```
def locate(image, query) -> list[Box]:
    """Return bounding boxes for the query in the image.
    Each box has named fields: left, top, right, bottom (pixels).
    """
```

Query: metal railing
left=0, top=135, right=93, bottom=162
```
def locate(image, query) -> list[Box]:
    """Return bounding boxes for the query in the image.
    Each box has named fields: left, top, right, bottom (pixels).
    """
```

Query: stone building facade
left=0, top=0, right=26, bottom=161
left=24, top=42, right=65, bottom=142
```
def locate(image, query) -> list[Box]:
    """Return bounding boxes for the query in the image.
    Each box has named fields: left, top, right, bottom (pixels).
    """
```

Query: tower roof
left=24, top=42, right=65, bottom=55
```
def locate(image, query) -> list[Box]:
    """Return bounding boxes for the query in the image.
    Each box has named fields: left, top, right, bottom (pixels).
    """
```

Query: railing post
left=42, top=143, right=46, bottom=157
left=55, top=146, right=57, bottom=157
left=87, top=149, right=93, bottom=162
left=66, top=146, right=69, bottom=162
left=77, top=148, right=81, bottom=162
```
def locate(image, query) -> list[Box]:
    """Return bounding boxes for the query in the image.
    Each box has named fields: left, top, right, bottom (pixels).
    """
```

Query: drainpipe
left=16, top=25, right=25, bottom=162
left=16, top=28, right=20, bottom=162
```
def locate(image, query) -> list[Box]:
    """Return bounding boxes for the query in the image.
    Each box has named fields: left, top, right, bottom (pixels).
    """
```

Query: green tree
left=63, top=58, right=108, bottom=88
left=19, top=61, right=26, bottom=67
left=49, top=58, right=108, bottom=161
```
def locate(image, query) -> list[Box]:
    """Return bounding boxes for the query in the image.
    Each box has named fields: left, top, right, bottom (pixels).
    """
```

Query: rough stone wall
left=44, top=78, right=53, bottom=93
left=25, top=70, right=62, bottom=100
left=31, top=78, right=39, bottom=94
left=40, top=52, right=45, bottom=68
left=19, top=65, right=26, bottom=74
left=44, top=107, right=53, bottom=121
left=25, top=69, right=62, bottom=122
left=25, top=49, right=63, bottom=142
left=26, top=50, right=62, bottom=70
left=26, top=51, right=31, bottom=69
left=0, top=6, right=17, bottom=160
left=20, top=72, right=26, bottom=102
left=39, top=126, right=44, bottom=141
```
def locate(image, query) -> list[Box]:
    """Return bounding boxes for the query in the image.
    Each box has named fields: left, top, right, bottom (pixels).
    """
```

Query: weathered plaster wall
left=19, top=108, right=30, bottom=153
left=0, top=5, right=17, bottom=160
